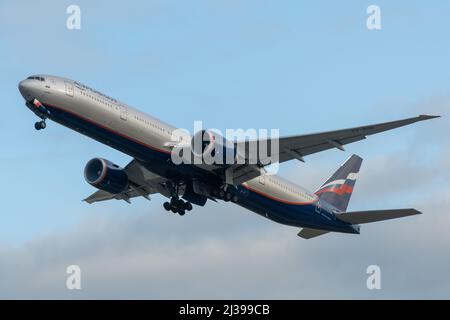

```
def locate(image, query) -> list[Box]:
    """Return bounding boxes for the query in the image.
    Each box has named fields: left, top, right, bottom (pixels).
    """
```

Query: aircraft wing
left=234, top=114, right=439, bottom=165
left=83, top=159, right=170, bottom=204
left=229, top=164, right=267, bottom=185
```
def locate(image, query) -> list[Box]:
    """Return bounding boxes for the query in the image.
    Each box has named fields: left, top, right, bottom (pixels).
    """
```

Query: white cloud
left=1, top=177, right=450, bottom=299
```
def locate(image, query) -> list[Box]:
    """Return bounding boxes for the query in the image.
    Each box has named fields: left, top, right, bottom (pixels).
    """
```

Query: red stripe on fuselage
left=43, top=102, right=172, bottom=155
left=315, top=184, right=353, bottom=196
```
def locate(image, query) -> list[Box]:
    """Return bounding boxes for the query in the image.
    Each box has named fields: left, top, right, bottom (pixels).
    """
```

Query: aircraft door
left=258, top=175, right=265, bottom=185
left=65, top=81, right=74, bottom=97
left=119, top=105, right=127, bottom=121
left=315, top=200, right=322, bottom=214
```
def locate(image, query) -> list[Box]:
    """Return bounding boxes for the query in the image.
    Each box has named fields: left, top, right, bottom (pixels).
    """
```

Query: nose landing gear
left=163, top=197, right=193, bottom=216
left=26, top=99, right=49, bottom=131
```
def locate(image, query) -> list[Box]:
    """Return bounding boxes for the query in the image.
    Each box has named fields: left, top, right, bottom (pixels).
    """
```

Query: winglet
left=418, top=114, right=441, bottom=120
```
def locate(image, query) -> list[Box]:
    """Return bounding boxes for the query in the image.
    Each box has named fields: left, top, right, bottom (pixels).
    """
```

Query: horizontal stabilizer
left=336, top=208, right=421, bottom=224
left=297, top=228, right=330, bottom=239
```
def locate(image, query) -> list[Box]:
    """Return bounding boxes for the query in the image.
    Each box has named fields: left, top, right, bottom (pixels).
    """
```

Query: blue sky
left=0, top=0, right=449, bottom=298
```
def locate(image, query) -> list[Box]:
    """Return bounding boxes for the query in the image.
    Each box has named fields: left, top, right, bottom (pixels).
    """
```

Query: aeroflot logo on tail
left=169, top=120, right=280, bottom=168
left=316, top=172, right=359, bottom=195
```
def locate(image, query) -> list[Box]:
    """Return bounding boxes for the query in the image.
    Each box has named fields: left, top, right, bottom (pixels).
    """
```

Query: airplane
left=18, top=74, right=439, bottom=239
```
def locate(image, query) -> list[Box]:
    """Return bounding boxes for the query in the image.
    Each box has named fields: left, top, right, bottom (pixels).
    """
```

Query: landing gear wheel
left=165, top=197, right=192, bottom=215
left=231, top=195, right=238, bottom=203
left=163, top=202, right=171, bottom=211
left=224, top=192, right=233, bottom=202
left=169, top=197, right=178, bottom=210
left=176, top=199, right=185, bottom=209
left=34, top=120, right=46, bottom=130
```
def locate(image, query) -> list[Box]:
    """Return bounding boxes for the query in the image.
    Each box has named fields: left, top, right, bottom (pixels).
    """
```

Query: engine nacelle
left=191, top=129, right=236, bottom=165
left=84, top=158, right=128, bottom=194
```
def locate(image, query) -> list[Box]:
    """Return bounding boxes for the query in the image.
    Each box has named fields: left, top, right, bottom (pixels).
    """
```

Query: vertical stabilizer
left=315, top=155, right=362, bottom=211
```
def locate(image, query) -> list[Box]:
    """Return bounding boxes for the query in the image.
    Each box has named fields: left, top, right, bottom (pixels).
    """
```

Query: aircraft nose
left=18, top=79, right=33, bottom=101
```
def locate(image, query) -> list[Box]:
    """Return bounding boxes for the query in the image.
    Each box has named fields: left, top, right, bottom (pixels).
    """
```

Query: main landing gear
left=214, top=185, right=239, bottom=203
left=34, top=120, right=46, bottom=130
left=163, top=197, right=193, bottom=216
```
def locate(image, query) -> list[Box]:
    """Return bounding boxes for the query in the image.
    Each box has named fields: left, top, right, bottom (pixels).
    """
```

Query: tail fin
left=315, top=154, right=362, bottom=211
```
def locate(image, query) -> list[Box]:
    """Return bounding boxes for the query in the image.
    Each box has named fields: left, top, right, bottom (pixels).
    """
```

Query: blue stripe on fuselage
left=235, top=185, right=356, bottom=232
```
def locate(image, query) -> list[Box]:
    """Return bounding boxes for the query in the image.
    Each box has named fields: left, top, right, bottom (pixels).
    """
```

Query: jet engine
left=190, top=129, right=236, bottom=165
left=84, top=158, right=128, bottom=194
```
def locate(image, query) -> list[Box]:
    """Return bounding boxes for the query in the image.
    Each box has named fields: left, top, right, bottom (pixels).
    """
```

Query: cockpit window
left=27, top=76, right=45, bottom=81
